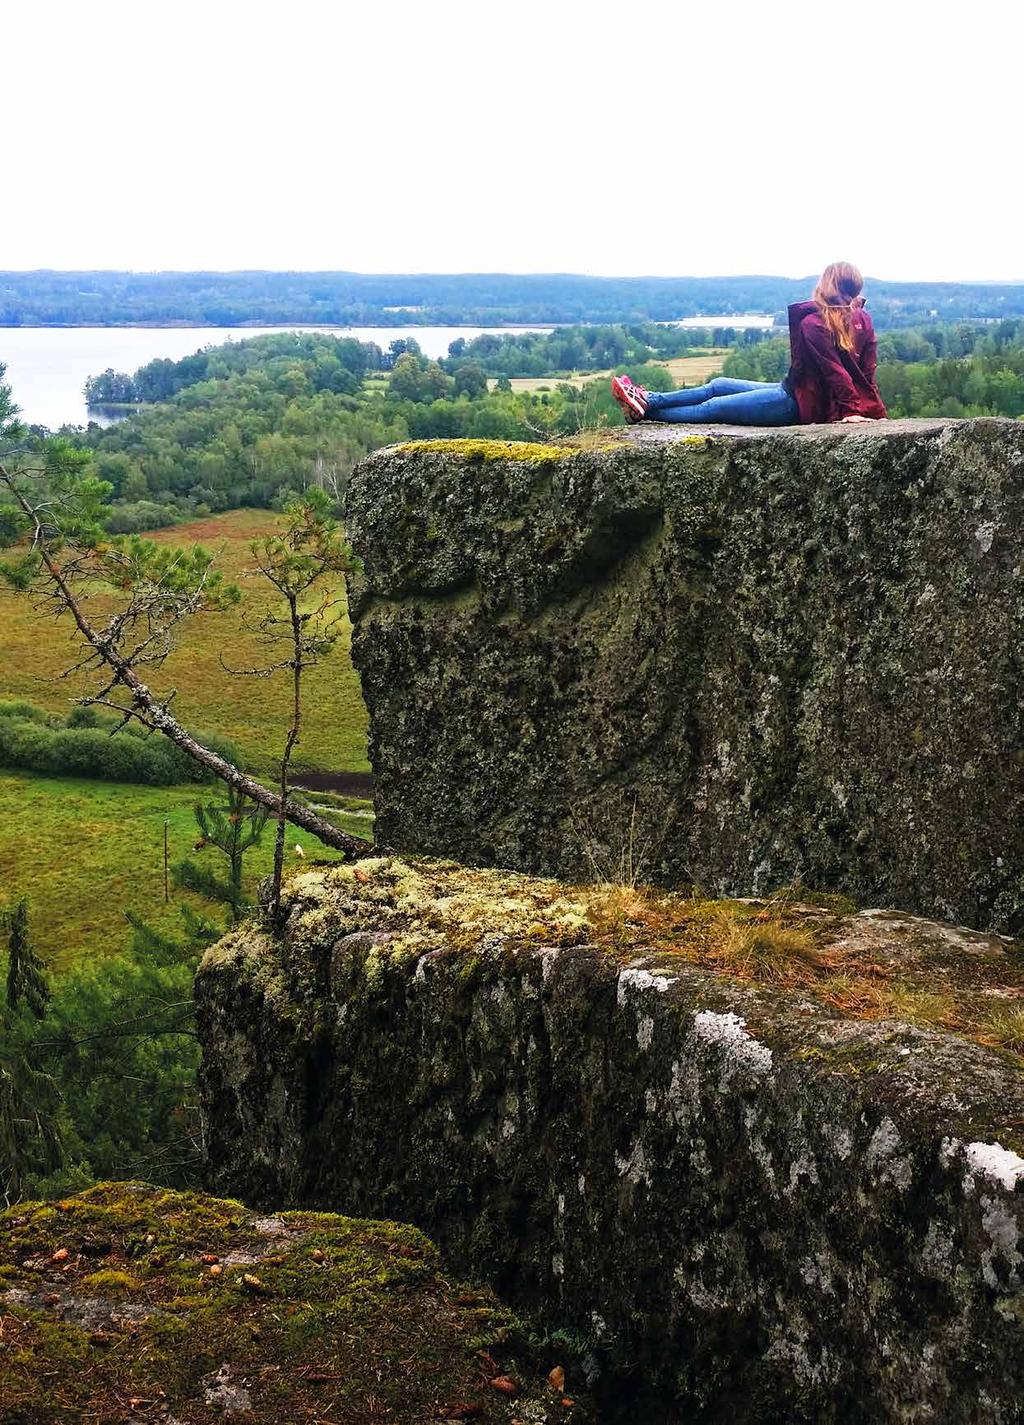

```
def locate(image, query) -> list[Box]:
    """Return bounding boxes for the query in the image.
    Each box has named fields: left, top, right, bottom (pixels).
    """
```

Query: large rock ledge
left=197, top=858, right=1024, bottom=1423
left=345, top=421, right=1024, bottom=930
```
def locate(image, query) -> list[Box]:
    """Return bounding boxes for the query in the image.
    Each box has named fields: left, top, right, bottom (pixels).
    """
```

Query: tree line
left=5, top=269, right=1024, bottom=327
left=442, top=322, right=764, bottom=376
left=83, top=330, right=380, bottom=405
left=34, top=335, right=642, bottom=532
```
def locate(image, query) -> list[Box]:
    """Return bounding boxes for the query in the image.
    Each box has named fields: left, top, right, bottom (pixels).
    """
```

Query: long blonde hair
left=813, top=262, right=863, bottom=353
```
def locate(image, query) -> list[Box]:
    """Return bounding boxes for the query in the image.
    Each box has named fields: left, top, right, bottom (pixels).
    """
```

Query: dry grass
left=0, top=509, right=369, bottom=777
left=977, top=1003, right=1024, bottom=1055
left=569, top=797, right=651, bottom=889
left=706, top=916, right=826, bottom=984
left=662, top=354, right=729, bottom=385
left=573, top=875, right=1024, bottom=1061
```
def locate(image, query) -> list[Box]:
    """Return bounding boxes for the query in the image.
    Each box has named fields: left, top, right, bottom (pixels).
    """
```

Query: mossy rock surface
left=0, top=1181, right=588, bottom=1424
left=345, top=420, right=1024, bottom=930
left=198, top=857, right=1024, bottom=1423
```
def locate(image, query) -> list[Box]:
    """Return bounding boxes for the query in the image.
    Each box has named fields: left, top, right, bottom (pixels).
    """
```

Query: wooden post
left=164, top=817, right=170, bottom=902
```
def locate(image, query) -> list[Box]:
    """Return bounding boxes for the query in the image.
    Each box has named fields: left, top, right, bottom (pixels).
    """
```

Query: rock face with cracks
left=345, top=421, right=1024, bottom=931
left=197, top=857, right=1024, bottom=1424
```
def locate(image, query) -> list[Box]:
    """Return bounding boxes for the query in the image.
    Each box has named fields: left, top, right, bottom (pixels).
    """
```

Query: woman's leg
left=645, top=377, right=776, bottom=414
left=647, top=382, right=799, bottom=426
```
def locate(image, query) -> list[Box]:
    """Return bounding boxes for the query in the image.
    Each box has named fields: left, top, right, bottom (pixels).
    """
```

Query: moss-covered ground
left=393, top=440, right=580, bottom=463
left=0, top=1182, right=587, bottom=1423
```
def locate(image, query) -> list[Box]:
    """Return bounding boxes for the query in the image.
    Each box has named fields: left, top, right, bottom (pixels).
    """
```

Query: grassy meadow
left=0, top=770, right=367, bottom=970
left=0, top=508, right=373, bottom=970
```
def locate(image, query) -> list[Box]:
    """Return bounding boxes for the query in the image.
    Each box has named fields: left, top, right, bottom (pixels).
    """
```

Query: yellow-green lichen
left=395, top=438, right=581, bottom=463
left=256, top=859, right=1024, bottom=1067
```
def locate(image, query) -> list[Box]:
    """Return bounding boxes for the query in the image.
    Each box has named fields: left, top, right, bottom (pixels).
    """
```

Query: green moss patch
left=0, top=1182, right=590, bottom=1423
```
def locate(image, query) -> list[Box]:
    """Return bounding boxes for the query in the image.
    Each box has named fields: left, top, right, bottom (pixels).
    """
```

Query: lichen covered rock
left=345, top=422, right=1024, bottom=930
left=0, top=1180, right=584, bottom=1423
left=197, top=858, right=1024, bottom=1423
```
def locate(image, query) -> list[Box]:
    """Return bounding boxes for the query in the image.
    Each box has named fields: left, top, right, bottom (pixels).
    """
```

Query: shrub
left=105, top=501, right=178, bottom=535
left=0, top=700, right=53, bottom=724
left=0, top=699, right=244, bottom=785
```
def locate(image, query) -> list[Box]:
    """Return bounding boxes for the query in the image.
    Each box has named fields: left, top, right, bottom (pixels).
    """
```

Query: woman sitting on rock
left=611, top=261, right=887, bottom=427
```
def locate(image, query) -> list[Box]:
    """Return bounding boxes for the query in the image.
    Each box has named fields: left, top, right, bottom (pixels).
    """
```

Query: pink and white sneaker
left=611, top=374, right=649, bottom=423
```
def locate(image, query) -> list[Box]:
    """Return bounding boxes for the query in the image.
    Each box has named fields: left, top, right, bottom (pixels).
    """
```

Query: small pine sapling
left=4, top=898, right=50, bottom=1018
left=173, top=785, right=269, bottom=924
left=224, top=488, right=357, bottom=925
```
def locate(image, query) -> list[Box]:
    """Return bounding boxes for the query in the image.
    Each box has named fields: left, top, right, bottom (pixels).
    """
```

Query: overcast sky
left=6, top=0, right=1022, bottom=281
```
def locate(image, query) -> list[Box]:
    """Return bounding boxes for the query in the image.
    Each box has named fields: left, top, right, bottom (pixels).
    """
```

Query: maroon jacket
left=785, top=299, right=887, bottom=424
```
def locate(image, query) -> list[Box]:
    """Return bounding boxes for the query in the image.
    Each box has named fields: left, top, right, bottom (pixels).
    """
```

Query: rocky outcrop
left=345, top=422, right=1024, bottom=930
left=196, top=857, right=1024, bottom=1423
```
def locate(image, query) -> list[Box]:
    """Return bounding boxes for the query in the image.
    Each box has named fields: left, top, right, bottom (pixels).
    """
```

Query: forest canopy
left=6, top=316, right=1023, bottom=541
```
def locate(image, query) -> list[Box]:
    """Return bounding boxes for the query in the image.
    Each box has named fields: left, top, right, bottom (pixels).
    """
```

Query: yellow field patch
left=487, top=351, right=727, bottom=394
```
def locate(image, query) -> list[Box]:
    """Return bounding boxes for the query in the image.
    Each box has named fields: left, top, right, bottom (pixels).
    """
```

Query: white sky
left=5, top=0, right=1023, bottom=281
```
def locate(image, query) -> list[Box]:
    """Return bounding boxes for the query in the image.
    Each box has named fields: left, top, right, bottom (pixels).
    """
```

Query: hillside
left=0, top=507, right=370, bottom=970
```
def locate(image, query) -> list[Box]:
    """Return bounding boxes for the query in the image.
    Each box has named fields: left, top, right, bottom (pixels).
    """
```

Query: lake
left=0, top=325, right=554, bottom=429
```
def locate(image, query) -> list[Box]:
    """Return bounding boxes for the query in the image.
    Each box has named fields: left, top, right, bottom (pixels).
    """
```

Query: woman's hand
left=841, top=413, right=874, bottom=423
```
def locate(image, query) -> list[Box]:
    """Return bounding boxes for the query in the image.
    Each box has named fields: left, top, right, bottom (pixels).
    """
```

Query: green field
left=0, top=508, right=370, bottom=779
left=0, top=770, right=368, bottom=970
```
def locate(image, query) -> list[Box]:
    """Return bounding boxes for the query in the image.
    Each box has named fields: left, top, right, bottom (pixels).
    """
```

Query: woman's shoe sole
left=611, top=376, right=646, bottom=422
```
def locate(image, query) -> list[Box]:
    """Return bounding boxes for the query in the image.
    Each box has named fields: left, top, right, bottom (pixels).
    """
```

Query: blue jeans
left=644, top=377, right=799, bottom=426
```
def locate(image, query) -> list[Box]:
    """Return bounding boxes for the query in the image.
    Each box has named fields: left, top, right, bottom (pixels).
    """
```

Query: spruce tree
left=0, top=898, right=63, bottom=1203
left=5, top=899, right=50, bottom=1018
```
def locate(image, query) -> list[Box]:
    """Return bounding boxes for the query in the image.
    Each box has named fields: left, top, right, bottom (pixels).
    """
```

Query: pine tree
left=48, top=907, right=220, bottom=1187
left=172, top=786, right=269, bottom=924
left=0, top=899, right=63, bottom=1203
left=233, top=488, right=354, bottom=925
